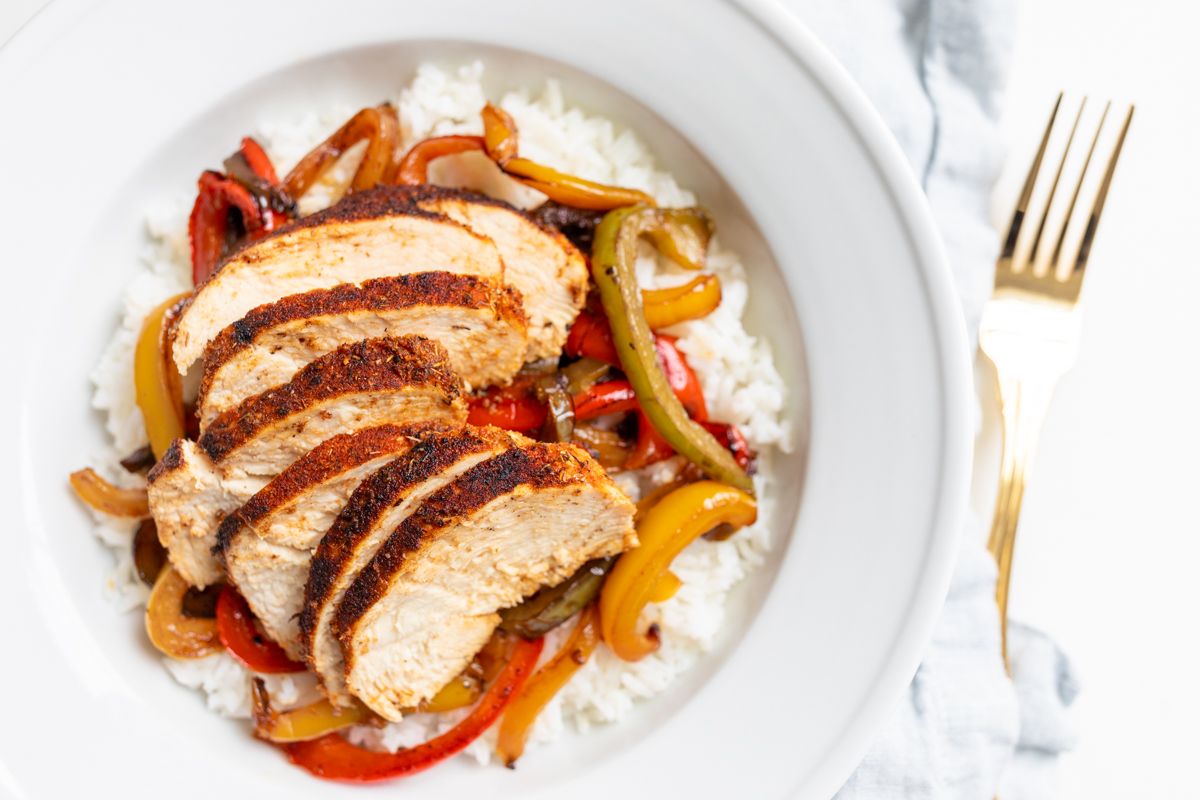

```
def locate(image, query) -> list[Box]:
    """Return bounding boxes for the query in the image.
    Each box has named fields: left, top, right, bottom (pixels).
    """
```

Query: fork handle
left=986, top=361, right=1060, bottom=668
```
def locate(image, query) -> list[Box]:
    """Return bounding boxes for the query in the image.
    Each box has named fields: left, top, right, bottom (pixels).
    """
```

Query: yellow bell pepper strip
left=600, top=481, right=756, bottom=661
left=415, top=673, right=481, bottom=713
left=282, top=637, right=543, bottom=783
left=480, top=103, right=656, bottom=210
left=591, top=206, right=753, bottom=492
left=145, top=566, right=223, bottom=659
left=68, top=468, right=150, bottom=518
left=134, top=293, right=188, bottom=460
left=642, top=210, right=715, bottom=272
left=282, top=104, right=399, bottom=200
left=496, top=606, right=601, bottom=766
left=642, top=274, right=722, bottom=329
left=647, top=570, right=682, bottom=603
left=253, top=680, right=371, bottom=743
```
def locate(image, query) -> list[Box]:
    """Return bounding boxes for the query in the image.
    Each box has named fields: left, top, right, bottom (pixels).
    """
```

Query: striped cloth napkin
left=779, top=1, right=1080, bottom=797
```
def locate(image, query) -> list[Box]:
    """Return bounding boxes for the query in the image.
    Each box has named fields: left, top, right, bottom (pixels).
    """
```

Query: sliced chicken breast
left=197, top=273, right=527, bottom=428
left=300, top=426, right=526, bottom=705
left=148, top=336, right=465, bottom=587
left=217, top=425, right=435, bottom=658
left=334, top=442, right=636, bottom=720
left=170, top=188, right=506, bottom=371
left=403, top=186, right=588, bottom=362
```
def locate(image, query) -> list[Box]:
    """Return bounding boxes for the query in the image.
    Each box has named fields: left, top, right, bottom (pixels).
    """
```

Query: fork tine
left=1027, top=97, right=1086, bottom=267
left=998, top=93, right=1063, bottom=266
left=1049, top=102, right=1112, bottom=269
left=1073, top=104, right=1134, bottom=273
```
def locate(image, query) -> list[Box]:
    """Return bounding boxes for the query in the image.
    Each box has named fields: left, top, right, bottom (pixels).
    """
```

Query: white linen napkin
left=776, top=1, right=1080, bottom=797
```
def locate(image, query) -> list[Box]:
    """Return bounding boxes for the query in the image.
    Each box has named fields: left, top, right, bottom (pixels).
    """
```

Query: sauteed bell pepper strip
left=282, top=104, right=400, bottom=200
left=134, top=293, right=188, bottom=459
left=215, top=586, right=306, bottom=673
left=223, top=137, right=293, bottom=229
left=564, top=310, right=620, bottom=365
left=504, top=159, right=658, bottom=211
left=145, top=566, right=223, bottom=659
left=69, top=468, right=150, bottom=518
left=467, top=385, right=546, bottom=432
left=600, top=481, right=756, bottom=661
left=188, top=170, right=264, bottom=285
left=393, top=135, right=486, bottom=185
left=479, top=103, right=656, bottom=210
left=700, top=421, right=757, bottom=473
left=572, top=380, right=638, bottom=422
left=647, top=570, right=682, bottom=603
left=499, top=558, right=613, bottom=639
left=625, top=409, right=675, bottom=470
left=591, top=206, right=752, bottom=492
left=282, top=637, right=544, bottom=783
left=253, top=682, right=371, bottom=743
left=496, top=606, right=600, bottom=766
left=642, top=274, right=722, bottom=329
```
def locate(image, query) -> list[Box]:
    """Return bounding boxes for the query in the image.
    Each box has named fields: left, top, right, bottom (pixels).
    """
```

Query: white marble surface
left=4, top=2, right=1197, bottom=797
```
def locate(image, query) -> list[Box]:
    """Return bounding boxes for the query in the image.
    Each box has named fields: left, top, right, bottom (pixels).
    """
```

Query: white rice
left=87, top=62, right=791, bottom=764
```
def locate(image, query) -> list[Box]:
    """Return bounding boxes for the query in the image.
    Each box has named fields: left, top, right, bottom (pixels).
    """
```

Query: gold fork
left=981, top=94, right=1133, bottom=664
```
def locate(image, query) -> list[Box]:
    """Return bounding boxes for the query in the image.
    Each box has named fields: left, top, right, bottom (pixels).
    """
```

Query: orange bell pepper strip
left=642, top=274, right=722, bottom=329
left=69, top=468, right=149, bottom=518
left=282, top=637, right=544, bottom=783
left=496, top=607, right=600, bottom=767
left=393, top=135, right=486, bottom=185
left=145, top=566, right=223, bottom=659
left=600, top=481, right=756, bottom=661
left=215, top=586, right=306, bottom=673
left=134, top=293, right=188, bottom=459
left=282, top=105, right=399, bottom=200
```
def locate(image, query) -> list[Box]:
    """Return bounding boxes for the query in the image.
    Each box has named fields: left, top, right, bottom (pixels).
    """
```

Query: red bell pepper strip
left=627, top=409, right=676, bottom=469
left=700, top=422, right=757, bottom=473
left=566, top=315, right=706, bottom=421
left=239, top=136, right=279, bottom=183
left=654, top=335, right=707, bottom=422
left=283, top=637, right=544, bottom=782
left=215, top=586, right=305, bottom=674
left=565, top=310, right=620, bottom=365
left=188, top=170, right=264, bottom=285
left=236, top=136, right=289, bottom=231
left=573, top=380, right=638, bottom=422
left=393, top=135, right=486, bottom=185
left=467, top=385, right=547, bottom=432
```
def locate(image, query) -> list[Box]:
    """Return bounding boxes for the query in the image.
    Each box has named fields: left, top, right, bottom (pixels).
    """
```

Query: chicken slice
left=300, top=425, right=526, bottom=705
left=196, top=273, right=527, bottom=428
left=170, top=188, right=505, bottom=371
left=147, top=336, right=465, bottom=587
left=334, top=442, right=636, bottom=720
left=216, top=425, right=434, bottom=659
left=405, top=187, right=588, bottom=362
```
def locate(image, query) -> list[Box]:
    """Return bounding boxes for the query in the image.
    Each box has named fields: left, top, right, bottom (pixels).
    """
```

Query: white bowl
left=0, top=1, right=970, bottom=797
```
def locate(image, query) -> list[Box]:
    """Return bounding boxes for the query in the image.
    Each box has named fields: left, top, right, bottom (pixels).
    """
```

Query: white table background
left=3, top=1, right=1196, bottom=796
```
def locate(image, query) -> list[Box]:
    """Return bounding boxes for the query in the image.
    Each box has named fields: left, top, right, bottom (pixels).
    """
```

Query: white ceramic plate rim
left=0, top=1, right=970, bottom=797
